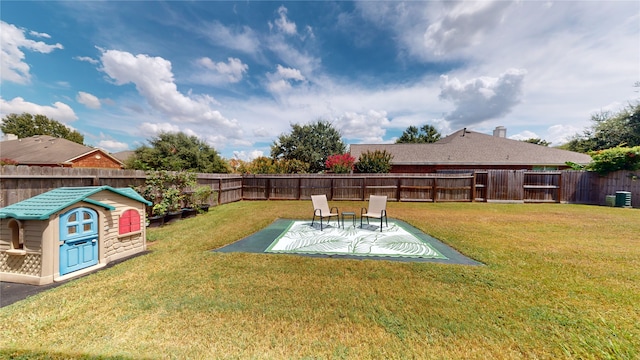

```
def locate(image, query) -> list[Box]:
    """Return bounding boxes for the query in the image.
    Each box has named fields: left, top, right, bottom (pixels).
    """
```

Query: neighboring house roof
left=0, top=135, right=123, bottom=167
left=350, top=129, right=592, bottom=167
left=112, top=150, right=135, bottom=162
left=0, top=186, right=152, bottom=220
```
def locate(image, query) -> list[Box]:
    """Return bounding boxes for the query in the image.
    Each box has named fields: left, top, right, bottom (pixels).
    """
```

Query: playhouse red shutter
left=119, top=209, right=141, bottom=234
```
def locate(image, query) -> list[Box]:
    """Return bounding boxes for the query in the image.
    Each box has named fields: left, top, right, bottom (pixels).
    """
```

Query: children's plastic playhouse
left=0, top=186, right=151, bottom=285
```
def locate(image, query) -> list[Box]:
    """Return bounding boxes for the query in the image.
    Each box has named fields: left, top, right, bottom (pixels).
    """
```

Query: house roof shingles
left=0, top=135, right=122, bottom=166
left=350, top=129, right=592, bottom=166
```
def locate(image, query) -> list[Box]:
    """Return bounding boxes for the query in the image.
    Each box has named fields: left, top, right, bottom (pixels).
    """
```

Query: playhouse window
left=119, top=209, right=141, bottom=234
left=8, top=219, right=24, bottom=250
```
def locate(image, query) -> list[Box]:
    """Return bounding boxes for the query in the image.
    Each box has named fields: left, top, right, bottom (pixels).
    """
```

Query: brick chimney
left=493, top=126, right=506, bottom=138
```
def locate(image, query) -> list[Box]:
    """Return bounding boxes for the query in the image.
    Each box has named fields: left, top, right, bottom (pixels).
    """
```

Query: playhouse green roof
left=0, top=186, right=152, bottom=221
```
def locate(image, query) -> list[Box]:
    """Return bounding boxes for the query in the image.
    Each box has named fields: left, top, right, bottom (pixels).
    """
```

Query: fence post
left=433, top=177, right=438, bottom=202
left=472, top=172, right=477, bottom=202
left=330, top=178, right=334, bottom=200
left=558, top=172, right=563, bottom=203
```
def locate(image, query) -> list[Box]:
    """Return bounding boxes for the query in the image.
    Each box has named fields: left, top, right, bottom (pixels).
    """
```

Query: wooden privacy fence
left=0, top=166, right=242, bottom=208
left=240, top=170, right=639, bottom=206
left=242, top=174, right=476, bottom=202
left=1, top=166, right=638, bottom=208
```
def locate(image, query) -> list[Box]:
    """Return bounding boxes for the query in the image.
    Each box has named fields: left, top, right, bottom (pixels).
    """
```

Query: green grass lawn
left=1, top=201, right=639, bottom=359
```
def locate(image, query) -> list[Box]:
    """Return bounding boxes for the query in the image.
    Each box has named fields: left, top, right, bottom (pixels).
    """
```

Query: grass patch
left=1, top=201, right=639, bottom=359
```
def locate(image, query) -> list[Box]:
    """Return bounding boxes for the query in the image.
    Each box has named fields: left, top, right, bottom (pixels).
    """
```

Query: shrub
left=325, top=153, right=355, bottom=173
left=135, top=170, right=196, bottom=214
left=193, top=186, right=214, bottom=205
left=356, top=150, right=393, bottom=173
left=587, top=146, right=640, bottom=175
left=276, top=159, right=309, bottom=174
left=240, top=157, right=309, bottom=174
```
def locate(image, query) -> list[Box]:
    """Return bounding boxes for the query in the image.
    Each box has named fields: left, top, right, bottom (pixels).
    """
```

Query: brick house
left=0, top=135, right=123, bottom=169
left=350, top=127, right=593, bottom=173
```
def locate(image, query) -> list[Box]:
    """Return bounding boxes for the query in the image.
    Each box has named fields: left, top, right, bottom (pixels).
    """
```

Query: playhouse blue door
left=59, top=207, right=98, bottom=275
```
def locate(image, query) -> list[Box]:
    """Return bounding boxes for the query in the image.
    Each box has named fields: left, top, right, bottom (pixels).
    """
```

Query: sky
left=1, top=1, right=639, bottom=161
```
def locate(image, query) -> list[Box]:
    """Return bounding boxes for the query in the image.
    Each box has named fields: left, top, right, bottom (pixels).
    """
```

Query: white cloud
left=335, top=110, right=391, bottom=143
left=29, top=30, right=52, bottom=39
left=202, top=21, right=260, bottom=55
left=276, top=65, right=305, bottom=81
left=193, top=57, right=248, bottom=85
left=233, top=150, right=264, bottom=162
left=0, top=97, right=78, bottom=122
left=266, top=64, right=306, bottom=93
left=270, top=6, right=297, bottom=35
left=74, top=56, right=99, bottom=65
left=138, top=122, right=180, bottom=135
left=76, top=91, right=101, bottom=109
left=97, top=139, right=129, bottom=152
left=510, top=124, right=584, bottom=146
left=264, top=7, right=320, bottom=76
left=0, top=21, right=64, bottom=84
left=509, top=130, right=538, bottom=141
left=303, top=25, right=315, bottom=41
left=439, top=68, right=527, bottom=128
left=423, top=1, right=513, bottom=57
left=252, top=127, right=271, bottom=137
left=99, top=49, right=242, bottom=138
left=545, top=124, right=582, bottom=146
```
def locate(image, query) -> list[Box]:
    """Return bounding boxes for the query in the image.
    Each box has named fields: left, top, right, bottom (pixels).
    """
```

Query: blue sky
left=1, top=1, right=638, bottom=160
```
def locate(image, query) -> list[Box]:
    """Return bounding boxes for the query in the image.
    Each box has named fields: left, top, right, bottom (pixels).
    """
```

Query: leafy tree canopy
left=1, top=113, right=84, bottom=144
left=563, top=103, right=640, bottom=153
left=522, top=138, right=551, bottom=146
left=126, top=132, right=231, bottom=173
left=271, top=120, right=346, bottom=173
left=586, top=146, right=640, bottom=175
left=395, top=124, right=441, bottom=144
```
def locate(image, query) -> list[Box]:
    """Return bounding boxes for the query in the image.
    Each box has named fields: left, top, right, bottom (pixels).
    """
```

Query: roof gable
left=0, top=186, right=152, bottom=220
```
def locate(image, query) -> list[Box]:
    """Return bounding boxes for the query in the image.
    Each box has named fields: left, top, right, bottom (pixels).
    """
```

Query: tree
left=396, top=124, right=441, bottom=144
left=126, top=132, right=231, bottom=173
left=522, top=138, right=551, bottom=146
left=564, top=103, right=640, bottom=153
left=271, top=120, right=346, bottom=173
left=1, top=113, right=84, bottom=144
left=355, top=150, right=393, bottom=173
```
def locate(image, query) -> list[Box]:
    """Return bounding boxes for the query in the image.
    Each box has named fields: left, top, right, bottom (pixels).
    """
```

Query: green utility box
left=605, top=195, right=616, bottom=207
left=615, top=191, right=632, bottom=208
